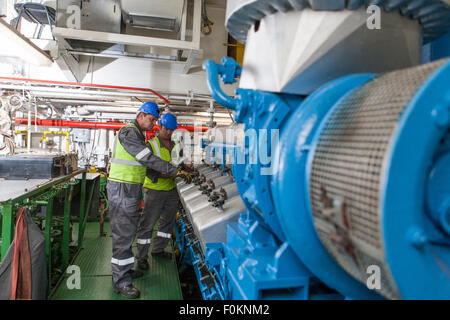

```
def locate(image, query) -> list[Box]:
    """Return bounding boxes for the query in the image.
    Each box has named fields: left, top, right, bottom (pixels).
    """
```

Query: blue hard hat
left=160, top=113, right=177, bottom=130
left=138, top=101, right=160, bottom=118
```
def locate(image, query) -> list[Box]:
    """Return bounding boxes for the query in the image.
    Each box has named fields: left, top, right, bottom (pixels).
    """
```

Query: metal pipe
left=33, top=97, right=38, bottom=132
left=45, top=100, right=225, bottom=112
left=65, top=115, right=232, bottom=125
left=167, top=95, right=216, bottom=103
left=1, top=84, right=217, bottom=105
left=76, top=106, right=232, bottom=117
left=176, top=113, right=232, bottom=118
left=27, top=111, right=31, bottom=152
left=32, top=92, right=153, bottom=101
left=67, top=114, right=136, bottom=121
left=15, top=118, right=209, bottom=132
left=0, top=76, right=169, bottom=103
left=0, top=80, right=224, bottom=115
left=0, top=84, right=162, bottom=99
left=81, top=106, right=139, bottom=114
left=202, top=59, right=241, bottom=110
left=48, top=99, right=142, bottom=106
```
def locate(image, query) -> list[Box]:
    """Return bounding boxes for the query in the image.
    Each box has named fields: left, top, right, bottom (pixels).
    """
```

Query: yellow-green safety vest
left=108, top=123, right=147, bottom=185
left=143, top=136, right=176, bottom=191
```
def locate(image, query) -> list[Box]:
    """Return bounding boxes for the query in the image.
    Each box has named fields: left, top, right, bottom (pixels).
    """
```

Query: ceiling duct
left=51, top=0, right=202, bottom=81
left=120, top=0, right=185, bottom=32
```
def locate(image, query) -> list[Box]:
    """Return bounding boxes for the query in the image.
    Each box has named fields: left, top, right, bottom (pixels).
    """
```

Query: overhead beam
left=0, top=18, right=53, bottom=66
left=53, top=26, right=201, bottom=50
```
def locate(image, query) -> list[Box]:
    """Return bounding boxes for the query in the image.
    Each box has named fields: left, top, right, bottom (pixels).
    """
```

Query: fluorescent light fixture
left=0, top=18, right=53, bottom=67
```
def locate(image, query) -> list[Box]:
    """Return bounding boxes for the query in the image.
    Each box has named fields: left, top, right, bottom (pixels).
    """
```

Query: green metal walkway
left=50, top=222, right=183, bottom=300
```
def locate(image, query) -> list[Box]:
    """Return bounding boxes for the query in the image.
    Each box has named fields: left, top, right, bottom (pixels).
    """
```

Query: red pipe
left=15, top=118, right=209, bottom=132
left=15, top=118, right=125, bottom=129
left=0, top=76, right=170, bottom=104
left=176, top=126, right=209, bottom=132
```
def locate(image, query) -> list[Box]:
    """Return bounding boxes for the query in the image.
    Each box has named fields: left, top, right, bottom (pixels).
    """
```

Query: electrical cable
left=201, top=0, right=213, bottom=35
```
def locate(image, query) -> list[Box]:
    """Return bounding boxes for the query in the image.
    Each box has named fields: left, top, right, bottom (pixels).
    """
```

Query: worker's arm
left=118, top=126, right=178, bottom=176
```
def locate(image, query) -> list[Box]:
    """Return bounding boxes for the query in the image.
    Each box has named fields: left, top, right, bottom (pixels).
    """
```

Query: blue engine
left=175, top=0, right=450, bottom=300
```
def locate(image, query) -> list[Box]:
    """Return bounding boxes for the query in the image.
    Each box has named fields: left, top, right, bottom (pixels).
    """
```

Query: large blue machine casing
left=380, top=61, right=450, bottom=298
left=271, top=73, right=384, bottom=299
left=176, top=31, right=450, bottom=300
left=202, top=59, right=385, bottom=299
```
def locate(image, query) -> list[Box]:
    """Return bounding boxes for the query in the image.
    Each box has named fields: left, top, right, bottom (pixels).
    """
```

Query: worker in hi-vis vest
left=107, top=102, right=192, bottom=299
left=135, top=113, right=192, bottom=270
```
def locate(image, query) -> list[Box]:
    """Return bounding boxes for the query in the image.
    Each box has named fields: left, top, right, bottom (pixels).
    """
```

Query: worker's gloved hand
left=146, top=167, right=159, bottom=182
left=178, top=162, right=194, bottom=172
left=176, top=170, right=192, bottom=184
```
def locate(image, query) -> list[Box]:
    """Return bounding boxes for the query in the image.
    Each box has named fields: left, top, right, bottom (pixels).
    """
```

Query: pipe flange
left=226, top=0, right=450, bottom=43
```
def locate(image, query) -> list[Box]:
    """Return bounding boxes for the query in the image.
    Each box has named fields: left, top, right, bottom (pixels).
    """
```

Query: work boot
left=151, top=251, right=172, bottom=259
left=129, top=269, right=143, bottom=279
left=137, top=259, right=149, bottom=270
left=114, top=284, right=141, bottom=299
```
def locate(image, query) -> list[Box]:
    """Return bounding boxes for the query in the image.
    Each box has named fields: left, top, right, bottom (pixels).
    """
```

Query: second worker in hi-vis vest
left=107, top=102, right=192, bottom=299
left=135, top=113, right=192, bottom=271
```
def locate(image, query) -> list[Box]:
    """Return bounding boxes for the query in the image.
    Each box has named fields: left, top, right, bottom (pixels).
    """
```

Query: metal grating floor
left=50, top=222, right=183, bottom=300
